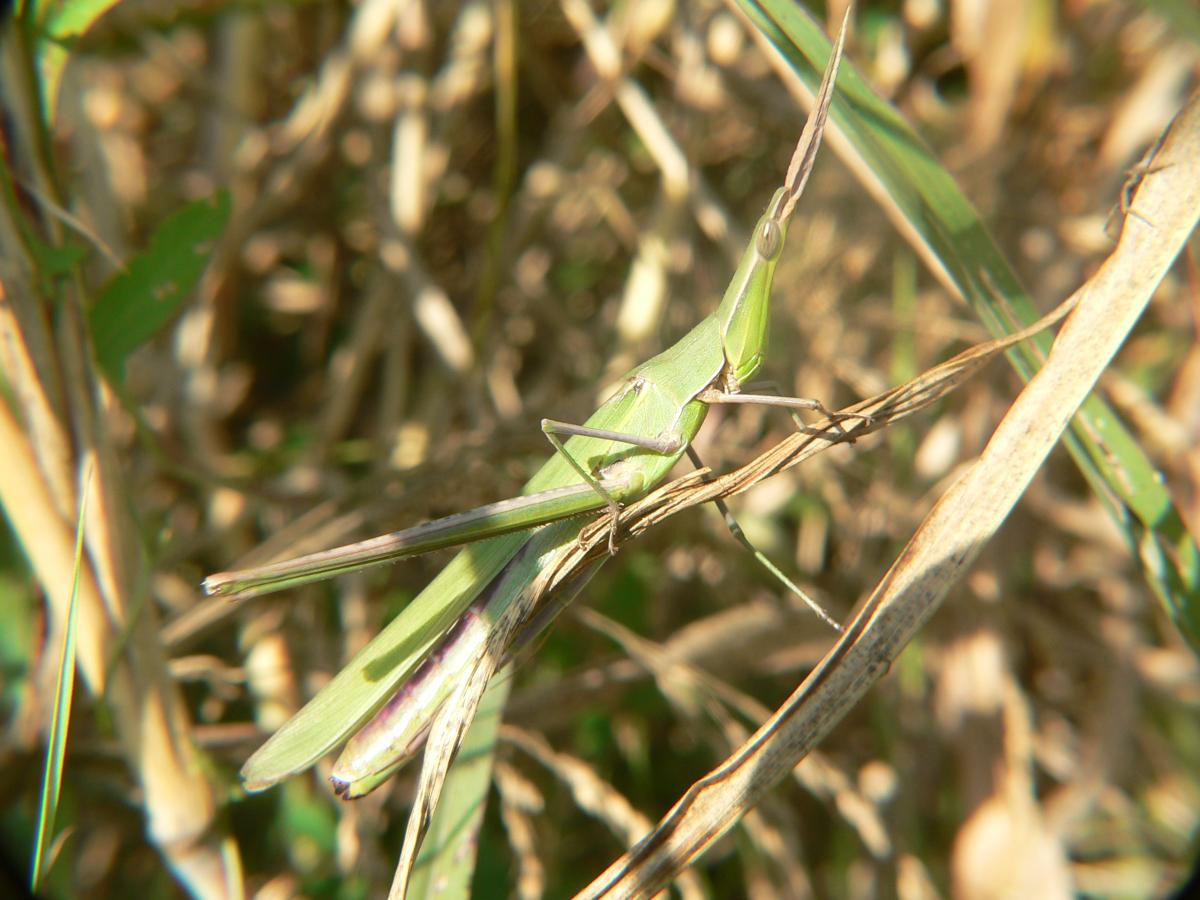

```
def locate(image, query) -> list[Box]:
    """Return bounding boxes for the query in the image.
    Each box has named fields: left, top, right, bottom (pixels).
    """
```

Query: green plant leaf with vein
left=89, top=192, right=230, bottom=381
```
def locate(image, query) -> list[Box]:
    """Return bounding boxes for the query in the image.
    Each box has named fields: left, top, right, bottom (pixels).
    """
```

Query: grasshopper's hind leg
left=685, top=445, right=841, bottom=632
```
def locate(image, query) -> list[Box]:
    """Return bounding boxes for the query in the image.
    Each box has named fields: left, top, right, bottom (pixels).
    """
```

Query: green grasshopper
left=206, top=12, right=851, bottom=797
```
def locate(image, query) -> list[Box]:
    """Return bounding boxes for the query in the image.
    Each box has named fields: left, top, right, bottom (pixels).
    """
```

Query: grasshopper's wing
left=240, top=534, right=527, bottom=790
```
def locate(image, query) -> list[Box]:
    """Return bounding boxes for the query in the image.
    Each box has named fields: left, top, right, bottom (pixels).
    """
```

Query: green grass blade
left=30, top=468, right=90, bottom=892
left=22, top=0, right=123, bottom=124
left=738, top=0, right=1200, bottom=651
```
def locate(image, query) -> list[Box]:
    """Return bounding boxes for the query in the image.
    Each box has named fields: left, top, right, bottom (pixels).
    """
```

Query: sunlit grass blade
left=14, top=0, right=122, bottom=124
left=30, top=468, right=90, bottom=892
left=738, top=0, right=1199, bottom=650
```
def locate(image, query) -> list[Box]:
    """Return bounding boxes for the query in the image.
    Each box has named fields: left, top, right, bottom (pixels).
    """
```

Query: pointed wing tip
left=239, top=772, right=280, bottom=793
left=240, top=748, right=304, bottom=793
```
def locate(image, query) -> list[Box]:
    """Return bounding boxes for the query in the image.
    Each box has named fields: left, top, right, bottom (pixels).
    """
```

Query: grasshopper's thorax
left=715, top=186, right=792, bottom=390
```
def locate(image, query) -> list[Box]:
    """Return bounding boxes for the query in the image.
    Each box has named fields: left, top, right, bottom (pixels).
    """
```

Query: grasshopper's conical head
left=716, top=186, right=791, bottom=388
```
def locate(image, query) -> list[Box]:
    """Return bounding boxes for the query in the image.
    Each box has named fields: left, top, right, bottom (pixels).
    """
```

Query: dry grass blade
left=387, top=648, right=509, bottom=898
left=565, top=90, right=1200, bottom=899
left=494, top=761, right=547, bottom=899
left=501, top=726, right=706, bottom=899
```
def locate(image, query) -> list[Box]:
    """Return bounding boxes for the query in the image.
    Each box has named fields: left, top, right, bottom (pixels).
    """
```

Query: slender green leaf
left=30, top=468, right=89, bottom=892
left=25, top=0, right=124, bottom=123
left=29, top=238, right=87, bottom=280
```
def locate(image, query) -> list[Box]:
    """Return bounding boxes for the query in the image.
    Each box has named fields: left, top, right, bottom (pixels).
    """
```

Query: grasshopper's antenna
left=780, top=5, right=852, bottom=223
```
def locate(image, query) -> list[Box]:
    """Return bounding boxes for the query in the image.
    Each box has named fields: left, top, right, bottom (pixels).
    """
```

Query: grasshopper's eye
left=757, top=218, right=783, bottom=260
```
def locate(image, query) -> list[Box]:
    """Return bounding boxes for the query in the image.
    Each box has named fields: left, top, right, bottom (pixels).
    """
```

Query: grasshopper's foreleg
left=541, top=419, right=682, bottom=554
left=684, top=446, right=842, bottom=632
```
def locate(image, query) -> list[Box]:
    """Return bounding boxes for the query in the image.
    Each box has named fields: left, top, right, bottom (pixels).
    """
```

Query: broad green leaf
left=89, top=192, right=230, bottom=380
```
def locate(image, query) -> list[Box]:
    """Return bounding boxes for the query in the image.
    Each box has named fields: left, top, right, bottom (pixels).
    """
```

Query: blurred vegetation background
left=1, top=0, right=1198, bottom=897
